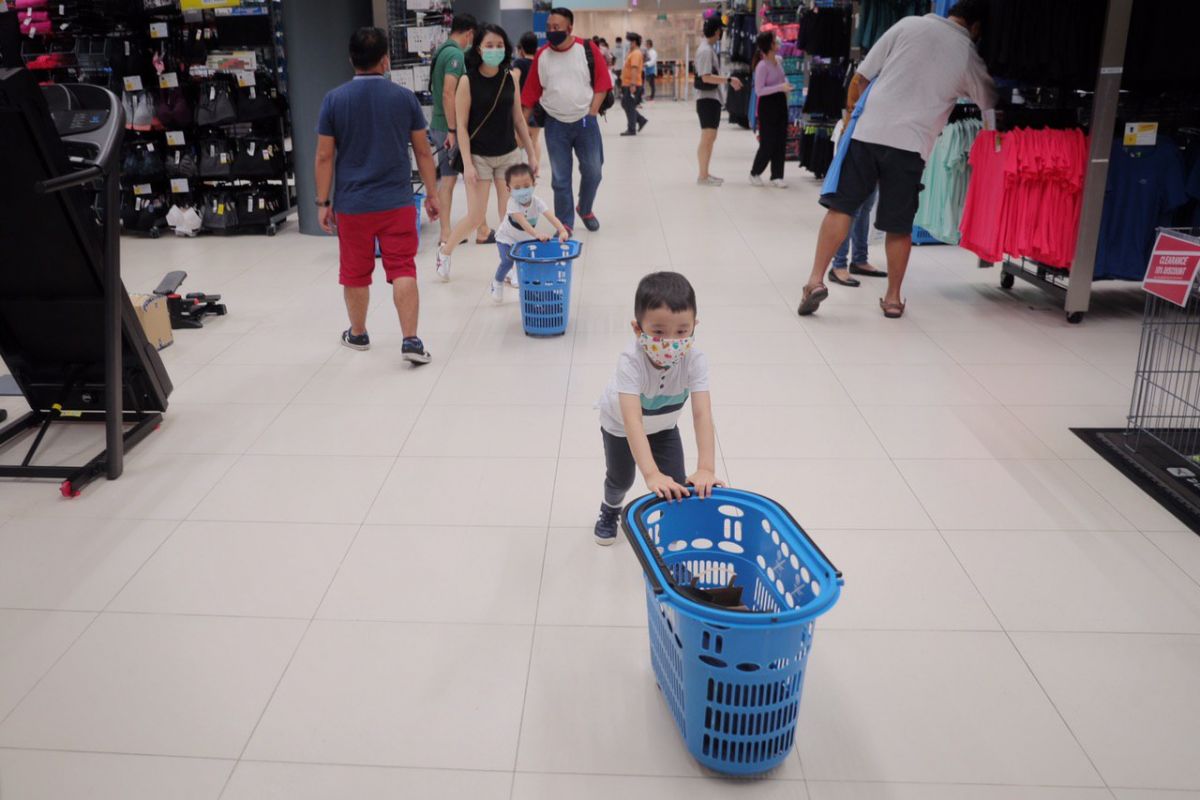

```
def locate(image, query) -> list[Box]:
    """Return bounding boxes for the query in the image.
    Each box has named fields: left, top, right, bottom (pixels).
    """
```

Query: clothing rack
left=385, top=0, right=450, bottom=199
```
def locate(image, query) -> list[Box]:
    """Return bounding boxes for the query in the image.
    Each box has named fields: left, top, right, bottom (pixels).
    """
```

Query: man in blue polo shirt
left=315, top=27, right=441, bottom=365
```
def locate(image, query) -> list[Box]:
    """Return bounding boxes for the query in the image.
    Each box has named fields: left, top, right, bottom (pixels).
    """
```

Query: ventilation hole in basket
left=668, top=540, right=687, bottom=552
left=691, top=538, right=714, bottom=550
left=756, top=555, right=767, bottom=569
left=811, top=580, right=822, bottom=596
left=715, top=635, right=723, bottom=654
left=717, top=504, right=744, bottom=518
left=790, top=554, right=800, bottom=570
left=771, top=530, right=781, bottom=546
left=785, top=593, right=796, bottom=608
left=717, top=541, right=744, bottom=554
left=776, top=578, right=786, bottom=594
left=800, top=566, right=811, bottom=583
left=761, top=519, right=772, bottom=533
left=780, top=541, right=790, bottom=558
left=699, top=655, right=727, bottom=668
left=736, top=663, right=760, bottom=672
left=723, top=518, right=731, bottom=539
left=766, top=567, right=776, bottom=581
left=646, top=509, right=662, bottom=525
left=702, top=631, right=711, bottom=650
left=674, top=634, right=683, bottom=650
left=734, top=520, right=743, bottom=541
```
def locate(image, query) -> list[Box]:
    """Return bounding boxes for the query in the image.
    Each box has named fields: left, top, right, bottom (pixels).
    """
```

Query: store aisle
left=1, top=102, right=1199, bottom=800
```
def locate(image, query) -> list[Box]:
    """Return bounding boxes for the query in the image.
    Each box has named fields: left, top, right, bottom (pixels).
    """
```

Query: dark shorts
left=526, top=103, right=546, bottom=129
left=696, top=98, right=722, bottom=130
left=820, top=139, right=925, bottom=234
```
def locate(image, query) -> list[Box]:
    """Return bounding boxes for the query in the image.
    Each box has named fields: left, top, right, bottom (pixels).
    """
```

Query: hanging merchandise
left=798, top=122, right=835, bottom=178
left=1093, top=136, right=1190, bottom=281
left=796, top=3, right=851, bottom=60
left=958, top=127, right=1088, bottom=269
left=1123, top=0, right=1200, bottom=90
left=978, top=0, right=1105, bottom=90
left=801, top=60, right=846, bottom=118
left=913, top=117, right=983, bottom=245
left=855, top=0, right=924, bottom=53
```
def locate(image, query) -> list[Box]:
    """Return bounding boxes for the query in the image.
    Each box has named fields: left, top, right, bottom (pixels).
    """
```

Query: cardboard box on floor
left=129, top=293, right=173, bottom=351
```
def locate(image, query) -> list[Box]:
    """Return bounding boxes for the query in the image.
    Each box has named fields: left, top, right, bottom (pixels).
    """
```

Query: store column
left=501, top=0, right=534, bottom=42
left=282, top=0, right=374, bottom=235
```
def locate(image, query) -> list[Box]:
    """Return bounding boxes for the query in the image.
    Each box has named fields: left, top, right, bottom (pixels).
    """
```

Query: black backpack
left=581, top=40, right=615, bottom=116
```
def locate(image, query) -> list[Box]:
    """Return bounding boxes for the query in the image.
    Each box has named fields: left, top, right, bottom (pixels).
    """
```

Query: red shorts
left=336, top=206, right=418, bottom=287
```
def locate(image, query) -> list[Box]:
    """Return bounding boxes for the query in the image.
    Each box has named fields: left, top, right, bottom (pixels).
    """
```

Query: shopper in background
left=619, top=32, right=649, bottom=137
left=748, top=31, right=792, bottom=189
left=644, top=38, right=658, bottom=101
left=612, top=36, right=626, bottom=84
left=521, top=7, right=613, bottom=233
left=315, top=27, right=439, bottom=365
left=435, top=23, right=536, bottom=282
left=430, top=14, right=492, bottom=250
left=829, top=189, right=884, bottom=286
left=593, top=272, right=722, bottom=545
left=798, top=0, right=995, bottom=319
left=515, top=31, right=545, bottom=169
left=695, top=17, right=742, bottom=186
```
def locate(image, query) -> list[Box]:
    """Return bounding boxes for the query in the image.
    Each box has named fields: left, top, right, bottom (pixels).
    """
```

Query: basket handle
left=620, top=497, right=666, bottom=595
left=511, top=240, right=583, bottom=263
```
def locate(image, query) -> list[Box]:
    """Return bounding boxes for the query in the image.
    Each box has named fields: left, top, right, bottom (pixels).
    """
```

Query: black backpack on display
left=231, top=136, right=281, bottom=178
left=201, top=191, right=240, bottom=231
left=581, top=40, right=615, bottom=116
left=165, top=145, right=198, bottom=179
left=196, top=77, right=237, bottom=126
left=236, top=70, right=281, bottom=122
left=234, top=186, right=280, bottom=227
left=199, top=138, right=233, bottom=178
left=121, top=140, right=165, bottom=181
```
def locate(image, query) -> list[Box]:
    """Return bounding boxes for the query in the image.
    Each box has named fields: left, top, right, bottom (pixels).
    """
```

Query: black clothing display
left=752, top=93, right=788, bottom=181
left=1124, top=0, right=1200, bottom=89
left=798, top=124, right=835, bottom=178
left=727, top=12, right=757, bottom=65
left=855, top=0, right=924, bottom=53
left=802, top=64, right=847, bottom=119
left=466, top=67, right=517, bottom=157
left=980, top=0, right=1105, bottom=89
left=797, top=5, right=851, bottom=60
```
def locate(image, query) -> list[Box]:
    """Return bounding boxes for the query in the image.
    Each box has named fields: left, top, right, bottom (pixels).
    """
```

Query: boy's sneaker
left=401, top=336, right=432, bottom=365
left=489, top=280, right=504, bottom=304
left=435, top=247, right=452, bottom=282
left=594, top=503, right=620, bottom=546
left=577, top=209, right=600, bottom=232
left=507, top=269, right=520, bottom=288
left=749, top=174, right=765, bottom=187
left=341, top=329, right=370, bottom=351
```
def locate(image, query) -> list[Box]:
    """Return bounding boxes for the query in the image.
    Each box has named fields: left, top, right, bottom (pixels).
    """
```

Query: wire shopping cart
left=622, top=488, right=843, bottom=776
left=510, top=239, right=581, bottom=337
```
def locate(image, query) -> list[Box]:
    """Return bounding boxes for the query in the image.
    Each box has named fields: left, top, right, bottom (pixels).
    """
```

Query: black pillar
left=282, top=0, right=374, bottom=235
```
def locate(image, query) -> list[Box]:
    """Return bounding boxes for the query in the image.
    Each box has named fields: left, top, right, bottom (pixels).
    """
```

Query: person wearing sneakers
left=619, top=32, right=648, bottom=137
left=593, top=272, right=722, bottom=546
left=695, top=17, right=742, bottom=187
left=748, top=31, right=792, bottom=189
left=315, top=27, right=439, bottom=365
left=520, top=7, right=612, bottom=234
left=491, top=163, right=570, bottom=304
left=797, top=0, right=995, bottom=320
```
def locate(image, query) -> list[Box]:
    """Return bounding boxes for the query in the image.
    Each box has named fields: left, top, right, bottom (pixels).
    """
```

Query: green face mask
left=481, top=48, right=505, bottom=67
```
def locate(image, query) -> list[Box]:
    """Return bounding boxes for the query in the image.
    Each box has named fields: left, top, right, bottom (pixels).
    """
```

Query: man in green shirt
left=430, top=14, right=491, bottom=246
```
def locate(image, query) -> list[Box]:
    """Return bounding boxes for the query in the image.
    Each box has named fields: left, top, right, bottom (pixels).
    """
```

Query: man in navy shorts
left=315, top=27, right=441, bottom=364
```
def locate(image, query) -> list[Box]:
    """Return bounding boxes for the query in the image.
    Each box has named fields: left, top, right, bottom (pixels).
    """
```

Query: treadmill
left=0, top=68, right=171, bottom=497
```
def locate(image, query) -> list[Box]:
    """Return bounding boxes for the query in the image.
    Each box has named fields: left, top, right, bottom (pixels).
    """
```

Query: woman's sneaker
left=749, top=174, right=765, bottom=187
left=341, top=329, right=370, bottom=351
left=435, top=247, right=452, bottom=282
left=770, top=178, right=788, bottom=189
left=489, top=280, right=504, bottom=304
left=401, top=336, right=432, bottom=365
left=594, top=503, right=620, bottom=546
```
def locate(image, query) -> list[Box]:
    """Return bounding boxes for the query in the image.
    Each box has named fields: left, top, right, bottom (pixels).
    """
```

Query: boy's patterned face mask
left=638, top=332, right=694, bottom=368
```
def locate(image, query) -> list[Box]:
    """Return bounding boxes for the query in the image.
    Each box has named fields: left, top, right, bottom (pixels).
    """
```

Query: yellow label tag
left=159, top=72, right=179, bottom=89
left=60, top=410, right=83, bottom=418
left=1124, top=122, right=1158, bottom=147
left=217, top=203, right=225, bottom=215
left=123, top=75, right=144, bottom=92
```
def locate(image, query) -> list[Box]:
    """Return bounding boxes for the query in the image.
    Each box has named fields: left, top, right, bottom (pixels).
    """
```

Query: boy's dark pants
left=601, top=427, right=686, bottom=507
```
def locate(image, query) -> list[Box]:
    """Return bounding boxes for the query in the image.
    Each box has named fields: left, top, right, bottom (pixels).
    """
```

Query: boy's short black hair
left=947, top=0, right=988, bottom=25
left=549, top=7, right=574, bottom=25
left=504, top=162, right=534, bottom=185
left=450, top=13, right=478, bottom=34
left=520, top=31, right=539, bottom=54
left=349, top=27, right=388, bottom=70
left=635, top=272, right=697, bottom=324
left=702, top=17, right=724, bottom=39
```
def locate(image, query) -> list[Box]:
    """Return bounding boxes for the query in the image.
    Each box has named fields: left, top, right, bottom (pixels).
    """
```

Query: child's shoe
left=594, top=503, right=620, bottom=546
left=489, top=280, right=504, bottom=304
left=507, top=269, right=520, bottom=288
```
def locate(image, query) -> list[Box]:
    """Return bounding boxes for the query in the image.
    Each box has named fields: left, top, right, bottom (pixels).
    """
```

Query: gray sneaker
left=697, top=175, right=724, bottom=187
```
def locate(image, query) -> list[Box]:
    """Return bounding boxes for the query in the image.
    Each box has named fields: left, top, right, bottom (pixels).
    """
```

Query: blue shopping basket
left=510, top=239, right=582, bottom=337
left=622, top=488, right=843, bottom=776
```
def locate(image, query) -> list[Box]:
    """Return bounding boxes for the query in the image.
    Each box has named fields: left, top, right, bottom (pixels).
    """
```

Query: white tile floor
left=1, top=101, right=1199, bottom=799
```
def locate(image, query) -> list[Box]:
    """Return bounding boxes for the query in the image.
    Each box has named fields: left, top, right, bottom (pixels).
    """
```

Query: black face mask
left=547, top=30, right=569, bottom=48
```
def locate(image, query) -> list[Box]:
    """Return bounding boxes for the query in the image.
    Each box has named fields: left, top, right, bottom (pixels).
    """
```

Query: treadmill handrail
left=34, top=165, right=103, bottom=195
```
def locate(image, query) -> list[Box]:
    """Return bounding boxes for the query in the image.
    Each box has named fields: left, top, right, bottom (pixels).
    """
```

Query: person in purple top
left=749, top=31, right=794, bottom=188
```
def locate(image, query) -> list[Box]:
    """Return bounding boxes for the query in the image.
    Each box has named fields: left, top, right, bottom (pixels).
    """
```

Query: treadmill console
left=52, top=108, right=111, bottom=135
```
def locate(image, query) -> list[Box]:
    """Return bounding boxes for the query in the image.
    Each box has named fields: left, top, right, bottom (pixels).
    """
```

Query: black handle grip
left=35, top=166, right=103, bottom=194
left=620, top=498, right=665, bottom=595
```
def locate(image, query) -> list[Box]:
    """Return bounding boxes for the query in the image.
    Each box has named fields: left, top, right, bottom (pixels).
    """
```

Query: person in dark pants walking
left=749, top=31, right=793, bottom=188
left=619, top=32, right=648, bottom=136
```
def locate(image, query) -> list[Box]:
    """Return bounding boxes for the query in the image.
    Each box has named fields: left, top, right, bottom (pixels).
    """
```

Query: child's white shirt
left=597, top=339, right=710, bottom=437
left=496, top=195, right=549, bottom=245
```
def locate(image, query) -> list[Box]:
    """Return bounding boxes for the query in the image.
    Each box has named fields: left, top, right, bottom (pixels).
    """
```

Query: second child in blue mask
left=491, top=163, right=570, bottom=304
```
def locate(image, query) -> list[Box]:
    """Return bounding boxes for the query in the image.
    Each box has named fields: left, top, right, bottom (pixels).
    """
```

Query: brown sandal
left=798, top=283, right=830, bottom=316
left=880, top=298, right=906, bottom=319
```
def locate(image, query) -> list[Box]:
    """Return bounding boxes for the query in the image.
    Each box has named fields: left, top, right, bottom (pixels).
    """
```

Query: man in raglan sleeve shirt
left=797, top=0, right=996, bottom=320
left=521, top=6, right=613, bottom=234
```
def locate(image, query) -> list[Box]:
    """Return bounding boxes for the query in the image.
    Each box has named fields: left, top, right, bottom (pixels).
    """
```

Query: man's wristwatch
left=315, top=199, right=331, bottom=208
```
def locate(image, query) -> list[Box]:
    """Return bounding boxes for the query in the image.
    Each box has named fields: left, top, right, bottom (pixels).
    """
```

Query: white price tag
left=146, top=142, right=155, bottom=152
left=165, top=130, right=186, bottom=146
left=1124, top=122, right=1158, bottom=147
left=149, top=22, right=168, bottom=39
left=170, top=178, right=190, bottom=194
left=158, top=72, right=180, bottom=89
left=123, top=75, right=144, bottom=92
left=283, top=136, right=293, bottom=152
left=236, top=70, right=256, bottom=88
left=133, top=183, right=153, bottom=196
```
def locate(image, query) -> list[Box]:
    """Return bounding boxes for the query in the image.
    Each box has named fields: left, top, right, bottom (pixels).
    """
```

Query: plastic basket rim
left=510, top=238, right=583, bottom=263
left=622, top=487, right=843, bottom=626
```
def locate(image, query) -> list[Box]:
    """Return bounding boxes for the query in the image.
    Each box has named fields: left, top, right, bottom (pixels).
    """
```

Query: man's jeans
left=544, top=114, right=604, bottom=231
left=832, top=187, right=878, bottom=270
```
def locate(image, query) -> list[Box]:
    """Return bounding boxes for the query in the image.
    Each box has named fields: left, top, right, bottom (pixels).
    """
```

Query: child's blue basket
left=622, top=488, right=843, bottom=776
left=510, top=239, right=582, bottom=337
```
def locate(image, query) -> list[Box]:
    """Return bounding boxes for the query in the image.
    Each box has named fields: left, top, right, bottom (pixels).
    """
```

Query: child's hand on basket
left=557, top=228, right=570, bottom=242
left=536, top=231, right=551, bottom=242
left=647, top=471, right=691, bottom=501
left=687, top=469, right=724, bottom=500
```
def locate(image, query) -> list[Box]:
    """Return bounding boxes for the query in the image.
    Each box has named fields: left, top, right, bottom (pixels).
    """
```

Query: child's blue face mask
left=512, top=187, right=534, bottom=204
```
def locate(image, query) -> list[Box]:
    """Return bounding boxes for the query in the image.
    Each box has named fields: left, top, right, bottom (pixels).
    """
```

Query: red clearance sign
left=1143, top=231, right=1200, bottom=307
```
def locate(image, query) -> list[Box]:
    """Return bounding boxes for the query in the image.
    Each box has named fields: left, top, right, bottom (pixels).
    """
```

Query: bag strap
left=466, top=68, right=511, bottom=142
